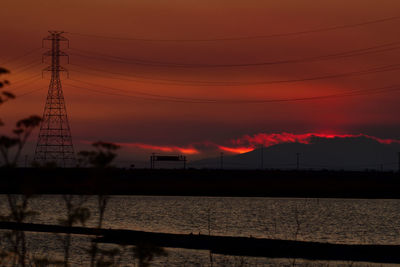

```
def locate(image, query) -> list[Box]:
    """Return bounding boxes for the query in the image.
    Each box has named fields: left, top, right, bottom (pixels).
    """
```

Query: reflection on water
left=1, top=195, right=400, bottom=266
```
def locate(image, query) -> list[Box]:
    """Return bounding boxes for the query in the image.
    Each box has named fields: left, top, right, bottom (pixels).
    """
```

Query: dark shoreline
left=1, top=168, right=400, bottom=198
left=0, top=221, right=399, bottom=264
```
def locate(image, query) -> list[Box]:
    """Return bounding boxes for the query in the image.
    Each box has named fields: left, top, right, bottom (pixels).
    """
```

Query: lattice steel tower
left=34, top=31, right=76, bottom=167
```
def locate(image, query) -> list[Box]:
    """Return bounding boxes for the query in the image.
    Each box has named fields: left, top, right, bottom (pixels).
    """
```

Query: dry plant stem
left=90, top=195, right=110, bottom=267
left=60, top=195, right=90, bottom=267
left=6, top=194, right=35, bottom=267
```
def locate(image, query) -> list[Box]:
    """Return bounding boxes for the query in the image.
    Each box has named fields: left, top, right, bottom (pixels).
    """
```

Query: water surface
left=1, top=195, right=399, bottom=266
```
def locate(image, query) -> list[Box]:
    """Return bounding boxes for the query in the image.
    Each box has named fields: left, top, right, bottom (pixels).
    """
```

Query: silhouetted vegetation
left=0, top=68, right=41, bottom=167
left=0, top=116, right=41, bottom=167
left=0, top=67, right=13, bottom=105
left=78, top=141, right=120, bottom=168
left=0, top=68, right=42, bottom=266
left=0, top=195, right=38, bottom=266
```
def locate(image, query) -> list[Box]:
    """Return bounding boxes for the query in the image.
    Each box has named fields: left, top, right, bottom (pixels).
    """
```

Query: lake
left=1, top=195, right=399, bottom=266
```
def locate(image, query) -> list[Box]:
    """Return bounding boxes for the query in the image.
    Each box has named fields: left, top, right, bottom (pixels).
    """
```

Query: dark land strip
left=0, top=221, right=399, bottom=263
left=1, top=168, right=400, bottom=198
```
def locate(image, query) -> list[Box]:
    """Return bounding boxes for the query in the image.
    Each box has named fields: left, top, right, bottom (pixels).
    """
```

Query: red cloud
left=231, top=133, right=400, bottom=147
left=80, top=133, right=400, bottom=156
left=218, top=146, right=254, bottom=154
left=117, top=142, right=199, bottom=155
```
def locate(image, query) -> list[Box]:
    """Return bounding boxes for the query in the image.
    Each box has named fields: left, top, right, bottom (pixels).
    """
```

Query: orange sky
left=1, top=0, right=400, bottom=162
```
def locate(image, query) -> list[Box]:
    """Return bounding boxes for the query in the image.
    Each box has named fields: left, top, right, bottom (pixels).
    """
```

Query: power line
left=71, top=78, right=400, bottom=102
left=70, top=67, right=177, bottom=86
left=65, top=83, right=208, bottom=103
left=4, top=87, right=45, bottom=100
left=65, top=80, right=400, bottom=104
left=69, top=78, right=216, bottom=101
left=66, top=15, right=400, bottom=42
left=17, top=88, right=45, bottom=98
left=7, top=60, right=43, bottom=74
left=69, top=64, right=239, bottom=85
left=69, top=41, right=400, bottom=68
left=11, top=74, right=41, bottom=84
left=69, top=62, right=400, bottom=86
left=0, top=75, right=43, bottom=97
left=1, top=47, right=43, bottom=65
left=9, top=75, right=43, bottom=90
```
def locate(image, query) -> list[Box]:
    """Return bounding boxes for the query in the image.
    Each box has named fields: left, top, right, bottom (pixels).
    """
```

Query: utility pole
left=183, top=156, right=186, bottom=170
left=34, top=31, right=76, bottom=167
left=150, top=153, right=155, bottom=169
left=260, top=145, right=264, bottom=169
left=296, top=152, right=301, bottom=170
left=398, top=152, right=400, bottom=173
left=220, top=152, right=224, bottom=169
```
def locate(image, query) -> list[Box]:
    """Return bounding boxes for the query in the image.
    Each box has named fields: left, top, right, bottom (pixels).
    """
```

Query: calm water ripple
left=1, top=195, right=399, bottom=266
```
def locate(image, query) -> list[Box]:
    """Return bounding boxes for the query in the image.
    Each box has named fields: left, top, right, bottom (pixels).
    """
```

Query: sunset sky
left=1, top=0, right=400, bottom=164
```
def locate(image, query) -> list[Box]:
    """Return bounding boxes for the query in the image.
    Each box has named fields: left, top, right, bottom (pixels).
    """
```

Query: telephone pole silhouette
left=34, top=31, right=76, bottom=167
left=260, top=145, right=264, bottom=169
left=398, top=152, right=400, bottom=173
left=296, top=152, right=301, bottom=170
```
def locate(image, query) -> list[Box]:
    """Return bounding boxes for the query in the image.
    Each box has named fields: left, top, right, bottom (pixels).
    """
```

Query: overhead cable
left=66, top=15, right=400, bottom=42
left=69, top=42, right=400, bottom=68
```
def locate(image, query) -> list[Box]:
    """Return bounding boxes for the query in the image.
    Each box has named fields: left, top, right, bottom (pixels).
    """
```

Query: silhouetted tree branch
left=0, top=116, right=41, bottom=167
left=0, top=68, right=42, bottom=266
left=78, top=141, right=120, bottom=266
left=0, top=67, right=13, bottom=107
left=78, top=141, right=120, bottom=168
left=0, top=67, right=41, bottom=167
left=58, top=195, right=90, bottom=267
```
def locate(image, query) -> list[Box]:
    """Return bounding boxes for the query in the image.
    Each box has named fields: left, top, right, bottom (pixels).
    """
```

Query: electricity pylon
left=34, top=31, right=76, bottom=167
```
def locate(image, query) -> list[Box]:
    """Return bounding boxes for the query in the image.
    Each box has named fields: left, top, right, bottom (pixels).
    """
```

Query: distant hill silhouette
left=189, top=136, right=400, bottom=171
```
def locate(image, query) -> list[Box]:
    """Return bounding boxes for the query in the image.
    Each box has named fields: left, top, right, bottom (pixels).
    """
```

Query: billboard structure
left=150, top=154, right=187, bottom=169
